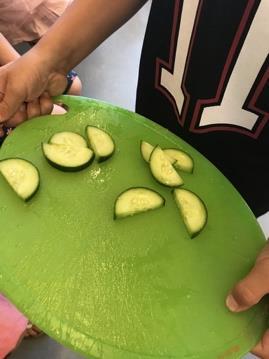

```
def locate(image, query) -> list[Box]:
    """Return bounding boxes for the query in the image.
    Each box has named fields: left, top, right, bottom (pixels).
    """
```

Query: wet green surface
left=0, top=96, right=267, bottom=358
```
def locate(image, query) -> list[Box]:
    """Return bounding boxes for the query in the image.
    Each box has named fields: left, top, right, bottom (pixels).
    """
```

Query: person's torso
left=0, top=0, right=71, bottom=44
left=136, top=0, right=269, bottom=216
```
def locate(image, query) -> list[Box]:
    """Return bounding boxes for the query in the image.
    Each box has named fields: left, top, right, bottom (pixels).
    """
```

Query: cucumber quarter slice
left=140, top=141, right=154, bottom=162
left=140, top=141, right=176, bottom=165
left=173, top=188, right=207, bottom=238
left=0, top=158, right=39, bottom=201
left=86, top=126, right=115, bottom=162
left=149, top=146, right=183, bottom=187
left=164, top=148, right=194, bottom=173
left=50, top=131, right=88, bottom=148
left=114, top=187, right=165, bottom=219
left=42, top=143, right=94, bottom=171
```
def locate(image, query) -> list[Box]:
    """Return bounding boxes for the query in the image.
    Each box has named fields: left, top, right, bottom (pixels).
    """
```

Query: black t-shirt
left=136, top=0, right=269, bottom=217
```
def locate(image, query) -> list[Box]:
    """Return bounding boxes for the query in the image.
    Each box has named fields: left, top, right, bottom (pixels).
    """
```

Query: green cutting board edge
left=0, top=96, right=267, bottom=359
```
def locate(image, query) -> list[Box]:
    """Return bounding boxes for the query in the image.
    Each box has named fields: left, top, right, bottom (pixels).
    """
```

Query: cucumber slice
left=164, top=148, right=194, bottom=173
left=0, top=158, right=39, bottom=201
left=173, top=188, right=207, bottom=238
left=149, top=146, right=183, bottom=187
left=140, top=141, right=176, bottom=165
left=140, top=140, right=154, bottom=162
left=42, top=143, right=94, bottom=171
left=86, top=126, right=115, bottom=162
left=50, top=131, right=88, bottom=148
left=114, top=187, right=165, bottom=219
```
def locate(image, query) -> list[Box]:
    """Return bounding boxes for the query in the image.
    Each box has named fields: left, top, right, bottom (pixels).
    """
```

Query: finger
left=47, top=73, right=67, bottom=96
left=0, top=83, right=24, bottom=123
left=4, top=104, right=28, bottom=127
left=27, top=328, right=39, bottom=336
left=26, top=99, right=41, bottom=119
left=251, top=329, right=269, bottom=358
left=256, top=240, right=269, bottom=263
left=51, top=104, right=67, bottom=115
left=39, top=92, right=53, bottom=115
left=0, top=90, right=4, bottom=125
left=31, top=324, right=43, bottom=335
left=226, top=241, right=269, bottom=312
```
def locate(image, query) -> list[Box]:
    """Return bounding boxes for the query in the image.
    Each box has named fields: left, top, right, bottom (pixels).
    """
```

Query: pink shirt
left=0, top=294, right=27, bottom=358
left=0, top=0, right=72, bottom=45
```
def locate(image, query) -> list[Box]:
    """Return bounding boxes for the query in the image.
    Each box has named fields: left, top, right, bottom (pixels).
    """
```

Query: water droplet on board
left=84, top=165, right=115, bottom=193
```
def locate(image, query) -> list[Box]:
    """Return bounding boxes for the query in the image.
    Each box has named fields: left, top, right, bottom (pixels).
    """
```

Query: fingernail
left=226, top=294, right=239, bottom=312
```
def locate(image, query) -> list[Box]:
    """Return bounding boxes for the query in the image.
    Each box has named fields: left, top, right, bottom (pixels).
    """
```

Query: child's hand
left=226, top=241, right=269, bottom=358
left=0, top=53, right=67, bottom=124
left=3, top=93, right=54, bottom=127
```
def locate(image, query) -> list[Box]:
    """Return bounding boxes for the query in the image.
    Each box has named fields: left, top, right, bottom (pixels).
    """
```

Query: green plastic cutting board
left=0, top=96, right=267, bottom=359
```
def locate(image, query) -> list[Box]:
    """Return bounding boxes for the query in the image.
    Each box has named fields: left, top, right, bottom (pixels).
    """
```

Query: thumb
left=0, top=87, right=23, bottom=123
left=226, top=241, right=269, bottom=312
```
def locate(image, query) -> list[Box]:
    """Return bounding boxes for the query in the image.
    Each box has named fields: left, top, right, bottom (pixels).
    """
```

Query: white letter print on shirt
left=156, top=0, right=269, bottom=139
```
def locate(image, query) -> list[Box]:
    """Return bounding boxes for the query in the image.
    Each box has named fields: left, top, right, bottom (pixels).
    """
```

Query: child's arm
left=0, top=0, right=148, bottom=123
left=0, top=33, right=20, bottom=65
left=36, top=0, right=148, bottom=74
left=0, top=34, right=53, bottom=128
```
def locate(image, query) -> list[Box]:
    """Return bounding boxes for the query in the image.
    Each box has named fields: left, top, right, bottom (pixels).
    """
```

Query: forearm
left=34, top=0, right=148, bottom=74
left=0, top=34, right=20, bottom=65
